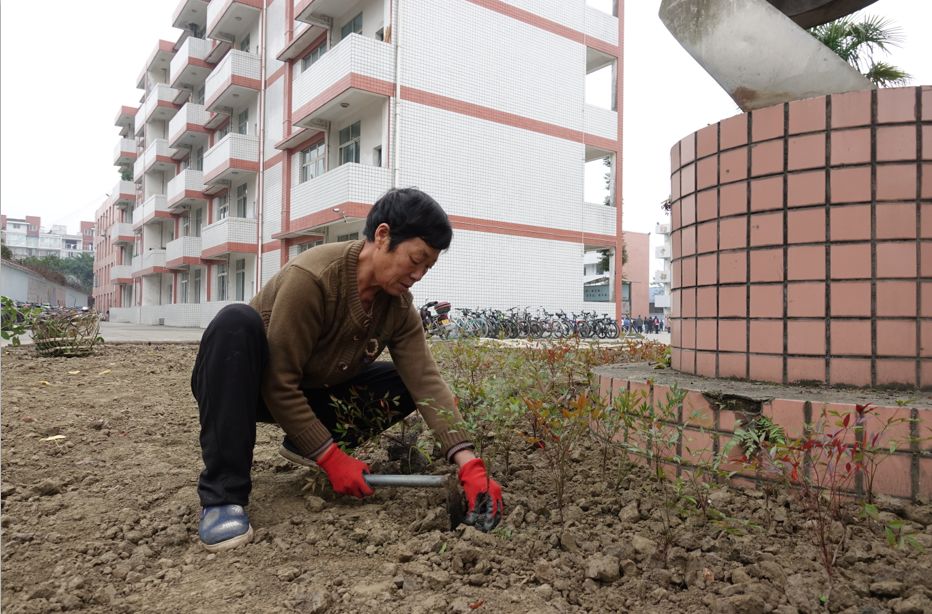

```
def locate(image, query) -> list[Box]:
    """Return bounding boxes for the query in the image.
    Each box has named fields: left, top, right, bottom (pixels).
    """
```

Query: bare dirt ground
left=2, top=343, right=931, bottom=613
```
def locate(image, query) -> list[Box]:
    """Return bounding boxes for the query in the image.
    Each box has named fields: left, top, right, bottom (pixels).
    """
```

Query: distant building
left=653, top=220, right=672, bottom=316
left=0, top=215, right=95, bottom=260
left=94, top=0, right=628, bottom=326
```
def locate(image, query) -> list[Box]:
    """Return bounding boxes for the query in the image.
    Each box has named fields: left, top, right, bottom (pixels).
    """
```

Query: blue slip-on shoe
left=198, top=505, right=254, bottom=552
left=279, top=437, right=315, bottom=467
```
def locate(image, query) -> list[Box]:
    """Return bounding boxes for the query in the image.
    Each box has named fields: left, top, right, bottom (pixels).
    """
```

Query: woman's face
left=372, top=227, right=440, bottom=295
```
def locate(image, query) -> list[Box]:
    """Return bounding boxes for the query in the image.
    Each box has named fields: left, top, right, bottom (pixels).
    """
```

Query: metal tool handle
left=364, top=474, right=448, bottom=488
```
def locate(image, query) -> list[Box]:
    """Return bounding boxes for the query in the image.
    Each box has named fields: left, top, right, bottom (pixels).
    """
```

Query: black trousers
left=191, top=304, right=417, bottom=507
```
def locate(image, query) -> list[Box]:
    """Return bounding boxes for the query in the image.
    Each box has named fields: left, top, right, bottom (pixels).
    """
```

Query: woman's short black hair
left=363, top=187, right=453, bottom=251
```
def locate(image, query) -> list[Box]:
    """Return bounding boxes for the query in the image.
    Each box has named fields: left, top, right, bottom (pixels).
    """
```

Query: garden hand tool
left=364, top=473, right=466, bottom=530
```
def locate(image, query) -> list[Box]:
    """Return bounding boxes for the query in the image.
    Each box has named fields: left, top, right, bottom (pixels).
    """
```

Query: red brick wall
left=623, top=230, right=650, bottom=318
left=668, top=86, right=931, bottom=388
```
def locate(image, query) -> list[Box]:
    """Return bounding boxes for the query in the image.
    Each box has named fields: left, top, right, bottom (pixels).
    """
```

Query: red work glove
left=315, top=443, right=374, bottom=499
left=458, top=458, right=504, bottom=532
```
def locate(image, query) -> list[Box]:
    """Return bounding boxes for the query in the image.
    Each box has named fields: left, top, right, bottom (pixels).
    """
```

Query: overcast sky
left=1, top=0, right=929, bottom=271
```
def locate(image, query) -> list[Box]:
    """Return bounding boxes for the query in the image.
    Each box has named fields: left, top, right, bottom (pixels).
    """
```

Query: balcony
left=172, top=0, right=209, bottom=32
left=140, top=84, right=182, bottom=124
left=581, top=201, right=617, bottom=239
left=136, top=40, right=175, bottom=90
left=584, top=4, right=619, bottom=47
left=111, top=180, right=137, bottom=208
left=289, top=163, right=391, bottom=230
left=133, top=195, right=172, bottom=229
left=203, top=133, right=259, bottom=185
left=170, top=36, right=213, bottom=89
left=656, top=245, right=672, bottom=259
left=134, top=139, right=177, bottom=180
left=110, top=264, right=133, bottom=283
left=114, top=105, right=137, bottom=137
left=132, top=249, right=168, bottom=276
left=168, top=102, right=211, bottom=148
left=277, top=19, right=327, bottom=62
left=167, top=169, right=207, bottom=209
left=296, top=0, right=344, bottom=22
left=201, top=217, right=257, bottom=259
left=109, top=223, right=135, bottom=245
left=583, top=104, right=617, bottom=143
left=166, top=236, right=203, bottom=268
left=292, top=34, right=394, bottom=128
left=207, top=0, right=261, bottom=44
left=113, top=138, right=137, bottom=166
left=204, top=49, right=261, bottom=112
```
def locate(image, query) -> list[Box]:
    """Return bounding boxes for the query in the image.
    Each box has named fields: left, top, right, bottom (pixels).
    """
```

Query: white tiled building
left=653, top=221, right=672, bottom=314
left=2, top=216, right=95, bottom=260
left=94, top=0, right=624, bottom=326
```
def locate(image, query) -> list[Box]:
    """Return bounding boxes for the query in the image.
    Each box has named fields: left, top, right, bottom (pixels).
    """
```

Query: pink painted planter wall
left=668, top=86, right=932, bottom=388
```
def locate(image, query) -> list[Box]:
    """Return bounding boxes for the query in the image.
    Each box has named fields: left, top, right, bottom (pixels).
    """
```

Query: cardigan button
left=338, top=362, right=349, bottom=371
left=353, top=335, right=360, bottom=341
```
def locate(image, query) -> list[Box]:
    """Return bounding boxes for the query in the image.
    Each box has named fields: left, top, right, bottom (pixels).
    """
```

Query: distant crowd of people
left=621, top=314, right=668, bottom=335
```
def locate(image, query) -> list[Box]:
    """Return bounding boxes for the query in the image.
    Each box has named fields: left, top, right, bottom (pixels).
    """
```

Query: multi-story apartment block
left=1, top=215, right=95, bottom=260
left=94, top=0, right=626, bottom=326
left=653, top=221, right=672, bottom=316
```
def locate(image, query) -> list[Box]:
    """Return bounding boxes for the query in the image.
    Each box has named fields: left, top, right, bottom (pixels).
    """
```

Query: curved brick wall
left=669, top=86, right=932, bottom=388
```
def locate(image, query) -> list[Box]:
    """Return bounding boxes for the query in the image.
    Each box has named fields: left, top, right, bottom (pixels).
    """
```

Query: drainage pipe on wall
left=391, top=0, right=401, bottom=188
left=255, top=2, right=268, bottom=293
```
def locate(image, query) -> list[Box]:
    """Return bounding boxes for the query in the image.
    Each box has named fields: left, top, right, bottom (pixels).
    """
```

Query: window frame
left=338, top=121, right=361, bottom=166
left=237, top=109, right=249, bottom=136
left=234, top=259, right=246, bottom=301
left=235, top=184, right=248, bottom=217
left=217, top=263, right=228, bottom=301
left=300, top=40, right=327, bottom=72
left=217, top=195, right=229, bottom=221
left=299, top=140, right=326, bottom=183
left=341, top=13, right=363, bottom=40
left=193, top=269, right=202, bottom=304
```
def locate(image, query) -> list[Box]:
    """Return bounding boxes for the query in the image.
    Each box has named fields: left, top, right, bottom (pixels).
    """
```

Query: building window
left=336, top=232, right=359, bottom=242
left=297, top=240, right=322, bottom=254
left=338, top=122, right=360, bottom=166
left=217, top=195, right=229, bottom=220
left=181, top=214, right=191, bottom=237
left=218, top=121, right=230, bottom=139
left=341, top=13, right=362, bottom=40
left=237, top=109, right=249, bottom=135
left=192, top=146, right=204, bottom=171
left=239, top=34, right=250, bottom=53
left=300, top=41, right=327, bottom=72
left=193, top=269, right=202, bottom=303
left=180, top=272, right=189, bottom=303
left=299, top=141, right=326, bottom=183
left=235, top=184, right=248, bottom=217
left=193, top=208, right=203, bottom=237
left=234, top=259, right=246, bottom=301
left=217, top=264, right=228, bottom=301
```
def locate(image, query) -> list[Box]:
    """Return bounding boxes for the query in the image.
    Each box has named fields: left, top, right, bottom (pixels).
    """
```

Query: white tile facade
left=291, top=34, right=394, bottom=118
left=201, top=217, right=259, bottom=253
left=290, top=163, right=392, bottom=222
left=97, top=0, right=624, bottom=324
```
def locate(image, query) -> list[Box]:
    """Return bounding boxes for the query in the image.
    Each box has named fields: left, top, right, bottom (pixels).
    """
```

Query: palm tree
left=809, top=15, right=910, bottom=86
